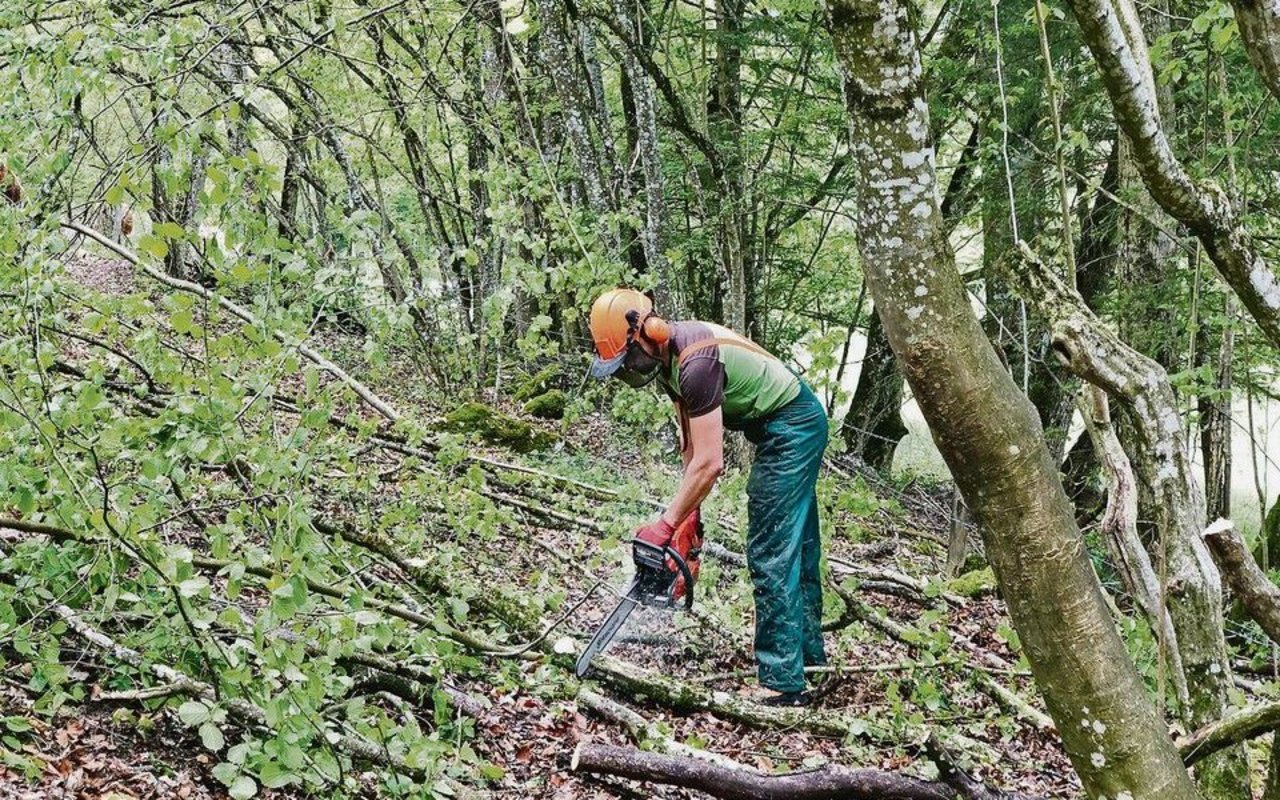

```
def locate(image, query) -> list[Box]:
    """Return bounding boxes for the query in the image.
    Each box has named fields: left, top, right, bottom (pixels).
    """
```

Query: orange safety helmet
left=587, top=288, right=668, bottom=378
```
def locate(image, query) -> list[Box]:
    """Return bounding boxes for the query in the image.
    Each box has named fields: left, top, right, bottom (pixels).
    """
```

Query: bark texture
left=824, top=1, right=1199, bottom=795
left=1066, top=0, right=1280, bottom=350
left=1198, top=306, right=1234, bottom=521
left=571, top=742, right=1021, bottom=800
left=611, top=0, right=670, bottom=293
left=1080, top=387, right=1189, bottom=709
left=1203, top=520, right=1280, bottom=647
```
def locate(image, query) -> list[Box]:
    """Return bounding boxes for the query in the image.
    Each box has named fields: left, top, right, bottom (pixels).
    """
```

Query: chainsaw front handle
left=662, top=545, right=696, bottom=611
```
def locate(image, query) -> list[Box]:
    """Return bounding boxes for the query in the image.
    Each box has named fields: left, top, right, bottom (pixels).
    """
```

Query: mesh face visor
left=615, top=344, right=661, bottom=387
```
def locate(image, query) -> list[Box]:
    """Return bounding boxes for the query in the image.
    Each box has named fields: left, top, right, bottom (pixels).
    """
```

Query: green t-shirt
left=658, top=321, right=800, bottom=427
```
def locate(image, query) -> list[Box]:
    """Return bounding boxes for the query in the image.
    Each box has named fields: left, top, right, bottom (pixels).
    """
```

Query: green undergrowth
left=0, top=254, right=1026, bottom=799
left=511, top=365, right=561, bottom=402
left=948, top=567, right=997, bottom=598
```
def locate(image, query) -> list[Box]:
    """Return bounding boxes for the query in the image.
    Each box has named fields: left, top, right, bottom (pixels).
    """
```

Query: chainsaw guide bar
left=574, top=516, right=703, bottom=677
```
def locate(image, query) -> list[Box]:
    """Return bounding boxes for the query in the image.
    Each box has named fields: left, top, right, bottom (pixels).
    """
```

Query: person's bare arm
left=676, top=402, right=694, bottom=469
left=662, top=407, right=724, bottom=526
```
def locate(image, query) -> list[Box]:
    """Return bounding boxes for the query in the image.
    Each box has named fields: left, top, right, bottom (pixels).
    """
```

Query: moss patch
left=523, top=389, right=567, bottom=420
left=948, top=566, right=997, bottom=598
left=513, top=366, right=560, bottom=402
left=443, top=402, right=556, bottom=453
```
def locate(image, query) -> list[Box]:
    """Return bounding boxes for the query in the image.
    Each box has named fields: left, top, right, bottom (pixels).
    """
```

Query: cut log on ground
left=576, top=689, right=747, bottom=769
left=571, top=742, right=1032, bottom=800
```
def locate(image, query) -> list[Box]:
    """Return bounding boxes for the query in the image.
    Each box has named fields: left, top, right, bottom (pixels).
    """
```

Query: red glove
left=635, top=517, right=676, bottom=548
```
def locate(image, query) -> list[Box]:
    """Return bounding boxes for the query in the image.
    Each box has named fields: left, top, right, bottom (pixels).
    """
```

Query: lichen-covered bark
left=709, top=0, right=748, bottom=335
left=1267, top=738, right=1280, bottom=800
left=824, top=0, right=1198, bottom=795
left=611, top=0, right=670, bottom=295
left=1066, top=0, right=1280, bottom=350
left=1204, top=520, right=1280, bottom=647
left=536, top=0, right=610, bottom=216
left=1080, top=387, right=1190, bottom=709
left=1232, top=0, right=1280, bottom=101
left=1015, top=245, right=1249, bottom=797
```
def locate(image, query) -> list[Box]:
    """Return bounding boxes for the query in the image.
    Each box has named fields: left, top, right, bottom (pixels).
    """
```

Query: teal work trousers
left=740, top=381, right=827, bottom=693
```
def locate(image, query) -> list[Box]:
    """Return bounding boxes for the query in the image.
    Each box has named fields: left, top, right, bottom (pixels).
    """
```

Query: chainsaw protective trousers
left=741, top=381, right=827, bottom=693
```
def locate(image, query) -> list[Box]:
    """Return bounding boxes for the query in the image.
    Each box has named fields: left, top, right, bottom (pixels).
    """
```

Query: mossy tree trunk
left=824, top=1, right=1199, bottom=795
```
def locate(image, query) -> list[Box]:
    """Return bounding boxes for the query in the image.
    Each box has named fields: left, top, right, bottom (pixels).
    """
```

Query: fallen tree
left=570, top=741, right=1030, bottom=800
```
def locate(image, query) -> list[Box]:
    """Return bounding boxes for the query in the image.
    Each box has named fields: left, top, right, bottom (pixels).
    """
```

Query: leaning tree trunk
left=1014, top=245, right=1249, bottom=798
left=1080, top=387, right=1191, bottom=709
left=841, top=312, right=906, bottom=472
left=824, top=0, right=1199, bottom=795
left=1231, top=0, right=1280, bottom=102
left=1066, top=0, right=1280, bottom=350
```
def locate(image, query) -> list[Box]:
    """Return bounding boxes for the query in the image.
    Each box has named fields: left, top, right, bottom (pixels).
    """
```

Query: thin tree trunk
left=709, top=0, right=747, bottom=335
left=537, top=0, right=610, bottom=216
left=825, top=1, right=1199, bottom=794
left=612, top=0, right=671, bottom=302
left=841, top=312, right=906, bottom=472
left=1200, top=299, right=1235, bottom=521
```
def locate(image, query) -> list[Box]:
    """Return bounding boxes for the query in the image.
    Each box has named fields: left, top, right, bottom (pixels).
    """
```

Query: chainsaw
left=574, top=510, right=704, bottom=677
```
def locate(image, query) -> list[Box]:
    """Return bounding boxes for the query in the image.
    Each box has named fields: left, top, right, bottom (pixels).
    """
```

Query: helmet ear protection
left=625, top=309, right=670, bottom=347
left=641, top=313, right=669, bottom=346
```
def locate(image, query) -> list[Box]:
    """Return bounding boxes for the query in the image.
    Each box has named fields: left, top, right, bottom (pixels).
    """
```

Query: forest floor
left=0, top=254, right=1084, bottom=799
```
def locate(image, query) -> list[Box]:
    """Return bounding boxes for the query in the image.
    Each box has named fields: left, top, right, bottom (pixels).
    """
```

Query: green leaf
left=199, top=722, right=224, bottom=751
left=171, top=308, right=194, bottom=335
left=178, top=576, right=209, bottom=598
left=154, top=222, right=185, bottom=239
left=177, top=701, right=211, bottom=726
left=259, top=761, right=296, bottom=789
left=212, top=762, right=239, bottom=785
left=138, top=234, right=169, bottom=259
left=229, top=774, right=257, bottom=799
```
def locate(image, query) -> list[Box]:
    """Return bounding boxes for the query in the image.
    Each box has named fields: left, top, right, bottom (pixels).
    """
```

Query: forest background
left=4, top=0, right=1280, bottom=797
